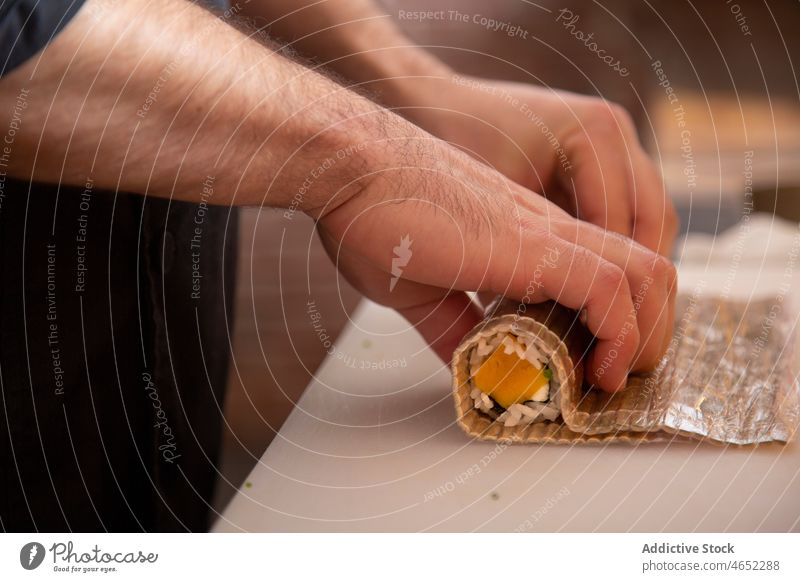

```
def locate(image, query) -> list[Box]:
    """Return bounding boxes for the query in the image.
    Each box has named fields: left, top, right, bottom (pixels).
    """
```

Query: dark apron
left=0, top=177, right=238, bottom=532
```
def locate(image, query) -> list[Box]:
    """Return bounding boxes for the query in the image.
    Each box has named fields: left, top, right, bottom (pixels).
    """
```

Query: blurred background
left=213, top=0, right=800, bottom=510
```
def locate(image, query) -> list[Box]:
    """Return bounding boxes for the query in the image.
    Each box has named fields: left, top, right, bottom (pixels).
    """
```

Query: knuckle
left=586, top=100, right=631, bottom=132
left=594, top=262, right=627, bottom=295
left=515, top=213, right=540, bottom=234
left=603, top=228, right=634, bottom=248
left=610, top=102, right=634, bottom=128
left=519, top=216, right=567, bottom=251
left=571, top=245, right=599, bottom=275
left=590, top=106, right=617, bottom=132
left=651, top=254, right=677, bottom=284
left=552, top=217, right=580, bottom=243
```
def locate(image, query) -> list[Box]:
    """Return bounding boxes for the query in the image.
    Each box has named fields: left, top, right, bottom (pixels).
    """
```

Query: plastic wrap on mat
left=451, top=296, right=800, bottom=445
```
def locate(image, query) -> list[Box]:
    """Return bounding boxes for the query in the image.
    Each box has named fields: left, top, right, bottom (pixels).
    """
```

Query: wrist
left=289, top=101, right=419, bottom=218
left=305, top=105, right=466, bottom=222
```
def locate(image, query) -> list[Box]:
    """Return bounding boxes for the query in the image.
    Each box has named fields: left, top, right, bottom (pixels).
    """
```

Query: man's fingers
left=560, top=103, right=678, bottom=256
left=629, top=152, right=679, bottom=256
left=561, top=108, right=633, bottom=236
left=660, top=260, right=678, bottom=356
left=552, top=219, right=676, bottom=373
left=565, top=151, right=632, bottom=236
left=490, top=233, right=640, bottom=392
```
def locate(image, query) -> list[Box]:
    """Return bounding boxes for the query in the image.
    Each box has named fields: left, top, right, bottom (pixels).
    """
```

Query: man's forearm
left=239, top=0, right=451, bottom=113
left=0, top=0, right=409, bottom=212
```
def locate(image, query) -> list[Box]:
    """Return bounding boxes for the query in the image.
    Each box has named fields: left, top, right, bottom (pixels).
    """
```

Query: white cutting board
left=215, top=219, right=800, bottom=532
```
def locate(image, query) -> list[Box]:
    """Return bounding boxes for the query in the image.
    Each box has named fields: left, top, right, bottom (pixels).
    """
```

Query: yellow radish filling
left=473, top=348, right=550, bottom=409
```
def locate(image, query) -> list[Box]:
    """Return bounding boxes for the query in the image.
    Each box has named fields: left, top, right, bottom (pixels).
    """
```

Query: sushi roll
left=451, top=298, right=589, bottom=434
left=452, top=295, right=800, bottom=446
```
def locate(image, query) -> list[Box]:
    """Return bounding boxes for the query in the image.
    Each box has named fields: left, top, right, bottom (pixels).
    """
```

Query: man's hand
left=314, top=133, right=676, bottom=392
left=401, top=77, right=680, bottom=256
left=0, top=0, right=676, bottom=391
